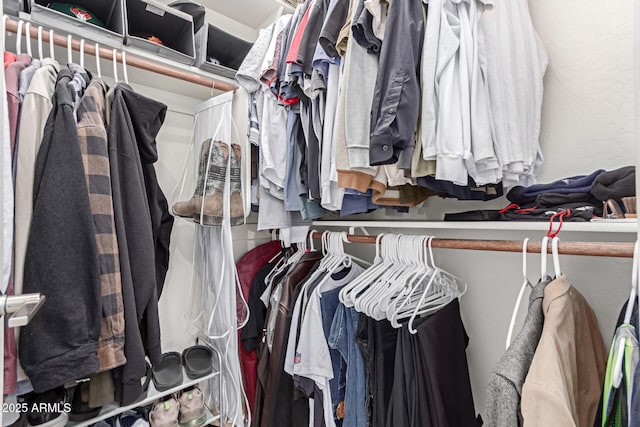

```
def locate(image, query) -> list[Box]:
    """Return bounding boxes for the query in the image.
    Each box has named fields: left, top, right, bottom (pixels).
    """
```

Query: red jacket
left=236, top=241, right=282, bottom=413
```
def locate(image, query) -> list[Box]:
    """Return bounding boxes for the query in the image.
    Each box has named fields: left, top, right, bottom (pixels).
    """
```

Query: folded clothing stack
left=444, top=166, right=636, bottom=222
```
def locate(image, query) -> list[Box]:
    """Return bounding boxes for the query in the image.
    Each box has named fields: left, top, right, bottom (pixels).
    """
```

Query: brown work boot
left=194, top=140, right=228, bottom=226
left=172, top=138, right=212, bottom=218
left=230, top=143, right=244, bottom=226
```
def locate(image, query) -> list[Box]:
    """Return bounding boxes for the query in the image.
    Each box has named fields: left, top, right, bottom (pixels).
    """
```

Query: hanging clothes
left=254, top=251, right=323, bottom=427
left=237, top=240, right=283, bottom=414
left=521, top=276, right=607, bottom=427
left=386, top=299, right=480, bottom=426
left=19, top=68, right=101, bottom=392
left=76, top=79, right=126, bottom=372
left=13, top=56, right=60, bottom=391
left=594, top=298, right=640, bottom=427
left=108, top=84, right=168, bottom=405
left=601, top=324, right=639, bottom=427
left=485, top=276, right=552, bottom=427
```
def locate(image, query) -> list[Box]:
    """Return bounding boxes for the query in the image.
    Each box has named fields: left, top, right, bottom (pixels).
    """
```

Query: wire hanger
left=95, top=43, right=101, bottom=78
left=612, top=240, right=640, bottom=388
left=37, top=26, right=43, bottom=60
left=16, top=20, right=23, bottom=55
left=24, top=22, right=32, bottom=57
left=112, top=49, right=119, bottom=83
left=506, top=238, right=533, bottom=349
left=67, top=34, right=72, bottom=64
left=48, top=29, right=54, bottom=60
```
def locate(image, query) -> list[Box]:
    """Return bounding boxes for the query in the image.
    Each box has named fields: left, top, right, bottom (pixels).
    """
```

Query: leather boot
left=172, top=138, right=211, bottom=218
left=230, top=143, right=244, bottom=226
left=195, top=140, right=228, bottom=226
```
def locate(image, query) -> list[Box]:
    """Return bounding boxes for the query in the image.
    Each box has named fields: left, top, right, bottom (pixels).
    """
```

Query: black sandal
left=152, top=352, right=184, bottom=391
left=182, top=345, right=213, bottom=379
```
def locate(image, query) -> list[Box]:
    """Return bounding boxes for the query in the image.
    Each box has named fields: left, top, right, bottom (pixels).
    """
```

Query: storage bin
left=195, top=23, right=253, bottom=79
left=125, top=0, right=195, bottom=65
left=29, top=0, right=125, bottom=48
left=3, top=0, right=22, bottom=17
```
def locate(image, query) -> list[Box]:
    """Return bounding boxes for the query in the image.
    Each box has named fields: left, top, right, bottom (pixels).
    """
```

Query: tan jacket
left=521, top=275, right=606, bottom=427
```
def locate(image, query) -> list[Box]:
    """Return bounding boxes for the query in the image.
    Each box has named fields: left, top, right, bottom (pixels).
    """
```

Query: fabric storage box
left=29, top=0, right=125, bottom=47
left=195, top=24, right=253, bottom=79
left=3, top=0, right=23, bottom=16
left=125, top=0, right=195, bottom=65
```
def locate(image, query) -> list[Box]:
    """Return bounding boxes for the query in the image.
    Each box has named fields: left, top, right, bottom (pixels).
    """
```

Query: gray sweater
left=485, top=277, right=552, bottom=427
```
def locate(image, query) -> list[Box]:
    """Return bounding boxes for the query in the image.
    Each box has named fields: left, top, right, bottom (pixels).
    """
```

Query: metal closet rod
left=5, top=18, right=237, bottom=92
left=310, top=232, right=635, bottom=258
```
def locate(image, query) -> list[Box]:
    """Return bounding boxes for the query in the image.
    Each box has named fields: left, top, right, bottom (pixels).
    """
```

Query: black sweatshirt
left=20, top=69, right=101, bottom=392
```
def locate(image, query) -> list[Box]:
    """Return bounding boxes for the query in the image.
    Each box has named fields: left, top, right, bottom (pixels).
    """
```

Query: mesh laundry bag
left=173, top=92, right=250, bottom=426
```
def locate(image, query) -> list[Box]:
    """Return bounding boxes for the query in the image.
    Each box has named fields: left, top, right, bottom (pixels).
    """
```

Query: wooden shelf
left=312, top=220, right=637, bottom=234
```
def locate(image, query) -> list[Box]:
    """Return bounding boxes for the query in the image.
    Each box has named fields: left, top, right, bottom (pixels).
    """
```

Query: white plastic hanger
left=339, top=233, right=386, bottom=306
left=79, top=38, right=85, bottom=70
left=540, top=236, right=550, bottom=279
left=388, top=236, right=436, bottom=327
left=367, top=235, right=426, bottom=319
left=612, top=240, right=640, bottom=388
left=404, top=238, right=467, bottom=333
left=354, top=235, right=405, bottom=315
left=551, top=236, right=561, bottom=278
left=48, top=30, right=54, bottom=60
left=15, top=20, right=23, bottom=55
left=380, top=235, right=433, bottom=322
left=372, top=235, right=425, bottom=317
left=353, top=234, right=396, bottom=314
left=121, top=51, right=129, bottom=84
left=95, top=43, right=101, bottom=78
left=67, top=34, right=72, bottom=64
left=112, top=48, right=119, bottom=83
left=506, top=238, right=533, bottom=350
left=24, top=22, right=32, bottom=57
left=37, top=26, right=43, bottom=60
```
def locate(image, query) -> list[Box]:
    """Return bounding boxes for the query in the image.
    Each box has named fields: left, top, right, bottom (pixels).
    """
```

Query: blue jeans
left=320, top=287, right=346, bottom=427
left=329, top=302, right=367, bottom=427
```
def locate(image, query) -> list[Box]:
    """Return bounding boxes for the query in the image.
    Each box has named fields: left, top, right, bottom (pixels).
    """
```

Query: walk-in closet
left=0, top=0, right=637, bottom=426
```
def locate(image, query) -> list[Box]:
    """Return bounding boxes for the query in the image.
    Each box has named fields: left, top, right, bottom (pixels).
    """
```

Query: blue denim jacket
left=320, top=287, right=346, bottom=427
left=329, top=302, right=367, bottom=427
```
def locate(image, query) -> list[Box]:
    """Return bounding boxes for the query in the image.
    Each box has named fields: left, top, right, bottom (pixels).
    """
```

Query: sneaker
left=178, top=386, right=206, bottom=427
left=149, top=398, right=179, bottom=427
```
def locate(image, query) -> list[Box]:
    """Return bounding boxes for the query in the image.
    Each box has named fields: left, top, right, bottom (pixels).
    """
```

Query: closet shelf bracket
left=0, top=293, right=45, bottom=328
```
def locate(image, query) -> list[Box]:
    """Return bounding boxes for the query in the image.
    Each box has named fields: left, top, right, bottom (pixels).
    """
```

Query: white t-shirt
left=285, top=264, right=364, bottom=427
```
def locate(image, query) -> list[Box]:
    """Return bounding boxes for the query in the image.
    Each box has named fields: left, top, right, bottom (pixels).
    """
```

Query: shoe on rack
left=149, top=397, right=179, bottom=427
left=25, top=387, right=69, bottom=427
left=152, top=352, right=183, bottom=392
left=119, top=407, right=150, bottom=427
left=178, top=386, right=206, bottom=427
left=181, top=345, right=213, bottom=379
left=172, top=138, right=212, bottom=218
left=172, top=139, right=229, bottom=226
